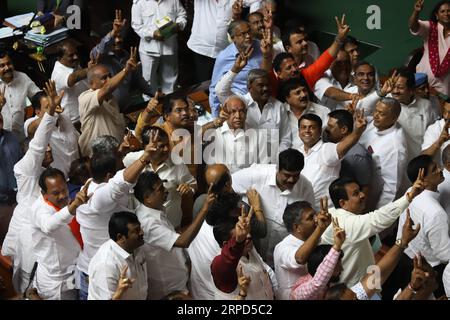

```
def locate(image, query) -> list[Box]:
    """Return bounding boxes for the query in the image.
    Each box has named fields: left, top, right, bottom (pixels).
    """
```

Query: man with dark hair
left=123, top=125, right=196, bottom=228
left=75, top=137, right=159, bottom=300
left=0, top=52, right=40, bottom=141
left=297, top=110, right=367, bottom=209
left=391, top=68, right=437, bottom=157
left=88, top=211, right=147, bottom=300
left=278, top=77, right=330, bottom=149
left=134, top=171, right=216, bottom=299
left=438, top=144, right=450, bottom=213
left=30, top=167, right=90, bottom=299
left=274, top=199, right=331, bottom=299
left=384, top=154, right=450, bottom=299
left=281, top=23, right=319, bottom=69
left=342, top=36, right=360, bottom=69
left=2, top=83, right=60, bottom=294
left=359, top=98, right=408, bottom=209
left=325, top=109, right=372, bottom=203
left=232, top=149, right=315, bottom=266
left=320, top=171, right=424, bottom=288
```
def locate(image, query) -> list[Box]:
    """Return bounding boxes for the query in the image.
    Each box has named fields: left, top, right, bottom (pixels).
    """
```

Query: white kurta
left=438, top=169, right=450, bottom=221
left=314, top=69, right=357, bottom=110
left=421, top=118, right=450, bottom=166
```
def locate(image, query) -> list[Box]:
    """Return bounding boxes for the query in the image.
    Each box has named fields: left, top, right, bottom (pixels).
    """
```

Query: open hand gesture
left=316, top=196, right=332, bottom=231
left=353, top=109, right=367, bottom=135
left=335, top=14, right=350, bottom=41
left=177, top=183, right=194, bottom=197
left=235, top=205, right=253, bottom=243
left=0, top=86, right=6, bottom=109
left=112, top=9, right=127, bottom=38
left=414, top=0, right=425, bottom=12
left=332, top=217, right=346, bottom=251
left=232, top=45, right=254, bottom=73
left=125, top=47, right=140, bottom=72
left=401, top=208, right=421, bottom=245
left=43, top=80, right=64, bottom=115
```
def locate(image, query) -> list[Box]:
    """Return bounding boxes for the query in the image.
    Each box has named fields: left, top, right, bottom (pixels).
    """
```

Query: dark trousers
left=191, top=50, right=216, bottom=83
left=382, top=253, right=447, bottom=299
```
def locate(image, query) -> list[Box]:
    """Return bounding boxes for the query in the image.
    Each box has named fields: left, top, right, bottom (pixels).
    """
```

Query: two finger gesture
left=235, top=204, right=253, bottom=243
left=401, top=208, right=421, bottom=245
left=232, top=45, right=254, bottom=73
left=332, top=217, right=346, bottom=251
left=408, top=168, right=425, bottom=201
left=335, top=14, right=350, bottom=41
left=112, top=9, right=127, bottom=38
left=353, top=108, right=367, bottom=135
left=316, top=196, right=332, bottom=231
left=414, top=0, right=425, bottom=12
left=43, top=80, right=64, bottom=116
left=125, top=47, right=140, bottom=72
left=380, top=70, right=400, bottom=97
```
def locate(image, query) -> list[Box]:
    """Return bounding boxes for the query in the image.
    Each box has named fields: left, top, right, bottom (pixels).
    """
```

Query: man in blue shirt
left=209, top=20, right=263, bottom=117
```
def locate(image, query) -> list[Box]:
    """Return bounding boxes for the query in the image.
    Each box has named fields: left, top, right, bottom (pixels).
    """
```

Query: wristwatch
left=395, top=239, right=408, bottom=250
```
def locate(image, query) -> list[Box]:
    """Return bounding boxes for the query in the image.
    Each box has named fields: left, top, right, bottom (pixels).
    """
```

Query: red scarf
left=44, top=198, right=84, bottom=249
left=428, top=21, right=450, bottom=78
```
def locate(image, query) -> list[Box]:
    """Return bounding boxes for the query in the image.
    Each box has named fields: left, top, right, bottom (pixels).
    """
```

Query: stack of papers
left=24, top=27, right=69, bottom=47
left=4, top=12, right=35, bottom=28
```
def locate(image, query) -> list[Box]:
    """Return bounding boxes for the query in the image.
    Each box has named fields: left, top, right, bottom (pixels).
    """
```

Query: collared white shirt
left=0, top=71, right=40, bottom=141
left=298, top=140, right=340, bottom=209
left=273, top=234, right=307, bottom=300
left=2, top=113, right=56, bottom=261
left=393, top=96, right=437, bottom=158
left=321, top=195, right=410, bottom=287
left=397, top=190, right=450, bottom=267
left=123, top=151, right=196, bottom=227
left=359, top=122, right=408, bottom=209
left=135, top=204, right=189, bottom=300
left=438, top=169, right=450, bottom=220
left=88, top=239, right=148, bottom=300
left=287, top=102, right=330, bottom=151
left=76, top=170, right=135, bottom=275
left=422, top=118, right=450, bottom=166
left=314, top=69, right=357, bottom=110
left=24, top=113, right=79, bottom=177
left=204, top=121, right=252, bottom=173
left=187, top=0, right=262, bottom=58
left=51, top=60, right=89, bottom=123
left=187, top=221, right=221, bottom=300
left=30, top=195, right=81, bottom=299
left=131, top=0, right=187, bottom=56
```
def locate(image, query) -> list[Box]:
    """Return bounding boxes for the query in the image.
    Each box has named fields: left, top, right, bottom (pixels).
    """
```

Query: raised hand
left=112, top=9, right=127, bottom=38
left=119, top=130, right=142, bottom=154
left=401, top=208, right=421, bottom=245
left=235, top=204, right=253, bottom=243
left=231, top=45, right=254, bottom=73
left=335, top=14, right=350, bottom=41
left=69, top=179, right=93, bottom=214
left=246, top=188, right=262, bottom=213
left=177, top=183, right=194, bottom=197
left=232, top=0, right=244, bottom=20
left=380, top=70, right=400, bottom=97
left=414, top=0, right=425, bottom=12
left=113, top=265, right=136, bottom=300
left=438, top=120, right=450, bottom=146
left=43, top=80, right=64, bottom=115
left=202, top=183, right=218, bottom=209
left=237, top=265, right=251, bottom=299
left=316, top=196, right=332, bottom=231
left=260, top=27, right=273, bottom=57
left=0, top=86, right=6, bottom=109
left=262, top=3, right=273, bottom=30
left=407, top=168, right=425, bottom=201
left=88, top=52, right=100, bottom=69
left=409, top=253, right=429, bottom=292
left=353, top=108, right=367, bottom=135
left=332, top=217, right=346, bottom=251
left=345, top=95, right=360, bottom=115
left=125, top=47, right=140, bottom=72
left=143, top=129, right=160, bottom=156
left=146, top=90, right=163, bottom=116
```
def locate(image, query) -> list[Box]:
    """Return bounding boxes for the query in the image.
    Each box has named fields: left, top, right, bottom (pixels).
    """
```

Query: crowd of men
left=0, top=0, right=449, bottom=300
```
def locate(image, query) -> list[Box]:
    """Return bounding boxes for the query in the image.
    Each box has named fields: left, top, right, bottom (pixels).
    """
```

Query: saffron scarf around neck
left=43, top=197, right=84, bottom=249
left=428, top=20, right=450, bottom=78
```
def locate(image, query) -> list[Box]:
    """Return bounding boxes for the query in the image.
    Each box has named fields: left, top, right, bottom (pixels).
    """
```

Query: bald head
left=87, top=64, right=111, bottom=89
left=224, top=95, right=246, bottom=130
left=205, top=164, right=233, bottom=194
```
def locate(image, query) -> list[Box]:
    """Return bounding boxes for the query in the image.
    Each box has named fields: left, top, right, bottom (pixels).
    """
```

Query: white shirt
left=88, top=239, right=148, bottom=300
left=24, top=114, right=79, bottom=177
left=123, top=152, right=196, bottom=227
left=444, top=264, right=450, bottom=298
left=187, top=221, right=221, bottom=300
left=187, top=0, right=262, bottom=58
left=204, top=121, right=252, bottom=173
left=395, top=96, right=437, bottom=158
left=0, top=71, right=40, bottom=141
left=298, top=140, right=340, bottom=209
left=397, top=190, right=450, bottom=267
left=286, top=102, right=330, bottom=150
left=314, top=70, right=357, bottom=110
left=422, top=118, right=450, bottom=166
left=215, top=70, right=291, bottom=160
left=51, top=60, right=89, bottom=123
left=76, top=170, right=135, bottom=275
left=273, top=234, right=307, bottom=300
left=232, top=164, right=315, bottom=264
left=321, top=195, right=410, bottom=287
left=135, top=204, right=189, bottom=299
left=438, top=169, right=450, bottom=220
left=131, top=0, right=187, bottom=56
left=30, top=195, right=81, bottom=299
left=2, top=113, right=55, bottom=257
left=359, top=122, right=408, bottom=209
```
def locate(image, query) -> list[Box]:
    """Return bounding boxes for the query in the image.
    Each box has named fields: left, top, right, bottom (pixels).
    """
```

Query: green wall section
left=8, top=0, right=35, bottom=15
left=292, top=0, right=438, bottom=75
